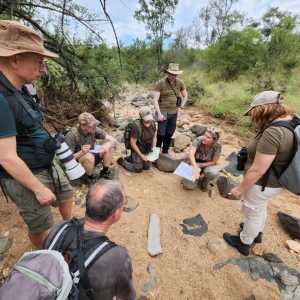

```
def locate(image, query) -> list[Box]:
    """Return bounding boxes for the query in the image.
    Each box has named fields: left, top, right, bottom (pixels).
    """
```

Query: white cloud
left=74, top=0, right=300, bottom=45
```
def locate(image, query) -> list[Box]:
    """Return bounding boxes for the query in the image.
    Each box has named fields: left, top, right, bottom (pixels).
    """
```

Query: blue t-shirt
left=0, top=72, right=54, bottom=171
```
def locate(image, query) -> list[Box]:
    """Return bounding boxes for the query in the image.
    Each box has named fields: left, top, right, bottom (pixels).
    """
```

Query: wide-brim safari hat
left=165, top=63, right=183, bottom=75
left=244, top=90, right=281, bottom=116
left=0, top=20, right=58, bottom=58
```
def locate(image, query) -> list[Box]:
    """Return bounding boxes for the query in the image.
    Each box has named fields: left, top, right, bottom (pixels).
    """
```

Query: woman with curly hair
left=223, top=91, right=297, bottom=256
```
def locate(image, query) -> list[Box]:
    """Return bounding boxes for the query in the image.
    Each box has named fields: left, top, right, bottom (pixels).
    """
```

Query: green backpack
left=124, top=119, right=155, bottom=150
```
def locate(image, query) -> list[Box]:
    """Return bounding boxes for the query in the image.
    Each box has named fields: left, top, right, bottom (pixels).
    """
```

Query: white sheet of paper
left=147, top=147, right=160, bottom=162
left=89, top=144, right=102, bottom=154
left=174, top=162, right=195, bottom=182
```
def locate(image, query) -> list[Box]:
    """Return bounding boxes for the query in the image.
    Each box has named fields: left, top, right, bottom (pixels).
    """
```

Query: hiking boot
left=223, top=233, right=251, bottom=256
left=199, top=177, right=209, bottom=192
left=239, top=223, right=263, bottom=243
left=100, top=167, right=116, bottom=180
left=117, top=157, right=124, bottom=166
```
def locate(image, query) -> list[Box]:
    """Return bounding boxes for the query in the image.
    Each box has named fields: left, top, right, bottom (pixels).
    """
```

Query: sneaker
left=223, top=233, right=251, bottom=256
left=239, top=223, right=263, bottom=243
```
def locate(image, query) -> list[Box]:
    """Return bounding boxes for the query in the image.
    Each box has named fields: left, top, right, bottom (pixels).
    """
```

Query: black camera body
left=237, top=147, right=248, bottom=171
left=176, top=96, right=182, bottom=108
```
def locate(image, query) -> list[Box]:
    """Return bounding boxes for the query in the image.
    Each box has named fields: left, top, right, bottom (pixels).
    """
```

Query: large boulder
left=190, top=125, right=206, bottom=137
left=155, top=153, right=184, bottom=173
left=174, top=134, right=191, bottom=152
left=278, top=212, right=300, bottom=239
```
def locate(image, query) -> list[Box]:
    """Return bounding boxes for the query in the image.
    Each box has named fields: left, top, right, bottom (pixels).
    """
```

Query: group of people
left=0, top=20, right=298, bottom=299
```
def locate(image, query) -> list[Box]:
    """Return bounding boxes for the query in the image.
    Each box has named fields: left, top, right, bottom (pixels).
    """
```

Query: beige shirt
left=153, top=77, right=185, bottom=113
left=247, top=125, right=294, bottom=187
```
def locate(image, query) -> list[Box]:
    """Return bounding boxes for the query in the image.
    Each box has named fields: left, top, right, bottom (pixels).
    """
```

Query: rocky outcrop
left=214, top=254, right=300, bottom=300
left=174, top=134, right=191, bottom=152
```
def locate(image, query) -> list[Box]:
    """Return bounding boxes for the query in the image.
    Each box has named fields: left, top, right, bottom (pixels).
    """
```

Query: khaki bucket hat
left=0, top=20, right=58, bottom=58
left=244, top=90, right=282, bottom=116
left=165, top=63, right=183, bottom=75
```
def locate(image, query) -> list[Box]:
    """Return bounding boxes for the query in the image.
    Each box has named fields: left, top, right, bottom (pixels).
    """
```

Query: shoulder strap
left=46, top=218, right=80, bottom=250
left=166, top=78, right=179, bottom=98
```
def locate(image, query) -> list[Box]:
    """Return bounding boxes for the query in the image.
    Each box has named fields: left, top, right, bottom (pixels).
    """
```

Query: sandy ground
left=0, top=85, right=300, bottom=299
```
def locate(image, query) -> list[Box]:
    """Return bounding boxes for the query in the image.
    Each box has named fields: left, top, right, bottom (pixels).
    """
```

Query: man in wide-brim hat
left=151, top=63, right=188, bottom=154
left=0, top=20, right=74, bottom=248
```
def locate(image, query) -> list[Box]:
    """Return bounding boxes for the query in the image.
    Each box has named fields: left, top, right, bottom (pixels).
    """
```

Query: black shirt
left=131, top=120, right=155, bottom=154
left=0, top=72, right=54, bottom=171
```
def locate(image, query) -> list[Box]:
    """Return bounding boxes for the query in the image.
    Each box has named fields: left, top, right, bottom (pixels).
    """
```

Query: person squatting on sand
left=182, top=127, right=222, bottom=191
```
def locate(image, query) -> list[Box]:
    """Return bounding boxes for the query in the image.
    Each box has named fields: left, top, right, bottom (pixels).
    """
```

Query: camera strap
left=166, top=78, right=179, bottom=98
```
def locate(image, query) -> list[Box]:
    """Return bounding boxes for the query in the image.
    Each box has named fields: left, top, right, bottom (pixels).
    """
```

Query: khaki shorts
left=1, top=163, right=73, bottom=235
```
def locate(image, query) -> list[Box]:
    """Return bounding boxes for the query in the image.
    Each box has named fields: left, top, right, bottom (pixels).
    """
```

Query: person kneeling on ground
left=44, top=180, right=136, bottom=300
left=65, top=112, right=117, bottom=180
left=182, top=127, right=221, bottom=191
left=0, top=21, right=73, bottom=249
left=118, top=107, right=157, bottom=173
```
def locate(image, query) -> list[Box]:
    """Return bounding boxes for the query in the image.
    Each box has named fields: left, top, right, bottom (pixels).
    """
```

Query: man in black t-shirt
left=118, top=107, right=157, bottom=172
left=44, top=180, right=136, bottom=300
left=0, top=21, right=73, bottom=248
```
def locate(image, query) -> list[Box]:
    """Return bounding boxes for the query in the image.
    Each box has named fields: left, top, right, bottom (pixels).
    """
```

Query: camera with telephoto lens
left=237, top=147, right=248, bottom=171
left=54, top=133, right=85, bottom=180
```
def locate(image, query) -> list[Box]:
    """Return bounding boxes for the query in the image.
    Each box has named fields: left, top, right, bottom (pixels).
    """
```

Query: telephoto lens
left=55, top=133, right=85, bottom=180
left=237, top=147, right=248, bottom=171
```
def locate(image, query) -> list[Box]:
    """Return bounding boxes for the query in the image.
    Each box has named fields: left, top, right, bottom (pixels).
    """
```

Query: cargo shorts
left=1, top=163, right=74, bottom=235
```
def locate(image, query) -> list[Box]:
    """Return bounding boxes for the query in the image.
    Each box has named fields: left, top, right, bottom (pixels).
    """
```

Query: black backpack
left=123, top=119, right=155, bottom=150
left=44, top=218, right=116, bottom=299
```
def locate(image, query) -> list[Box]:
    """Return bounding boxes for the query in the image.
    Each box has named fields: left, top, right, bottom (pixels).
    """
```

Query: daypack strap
left=45, top=218, right=116, bottom=299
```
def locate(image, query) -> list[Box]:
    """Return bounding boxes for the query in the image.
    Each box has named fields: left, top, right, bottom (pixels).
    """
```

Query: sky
left=74, top=0, right=300, bottom=46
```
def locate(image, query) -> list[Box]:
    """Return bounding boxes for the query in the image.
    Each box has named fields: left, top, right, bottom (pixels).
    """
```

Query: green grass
left=182, top=67, right=300, bottom=125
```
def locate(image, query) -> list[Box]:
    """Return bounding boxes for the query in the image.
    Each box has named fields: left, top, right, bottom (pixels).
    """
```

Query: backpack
left=261, top=116, right=300, bottom=195
left=123, top=119, right=156, bottom=150
left=0, top=218, right=116, bottom=300
left=0, top=250, right=73, bottom=300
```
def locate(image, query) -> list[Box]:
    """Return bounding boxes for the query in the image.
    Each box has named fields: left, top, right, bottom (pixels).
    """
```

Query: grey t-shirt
left=44, top=221, right=136, bottom=300
left=192, top=136, right=222, bottom=162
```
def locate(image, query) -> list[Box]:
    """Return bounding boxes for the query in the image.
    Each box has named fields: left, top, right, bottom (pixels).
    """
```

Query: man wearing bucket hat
left=151, top=63, right=188, bottom=153
left=117, top=107, right=157, bottom=172
left=223, top=91, right=296, bottom=256
left=0, top=21, right=74, bottom=248
left=64, top=112, right=117, bottom=180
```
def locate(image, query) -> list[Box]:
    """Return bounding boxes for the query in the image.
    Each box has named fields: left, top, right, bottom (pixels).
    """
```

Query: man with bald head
left=44, top=180, right=136, bottom=300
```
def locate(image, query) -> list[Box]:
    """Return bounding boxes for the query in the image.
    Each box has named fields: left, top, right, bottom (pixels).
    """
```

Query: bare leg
left=101, top=142, right=114, bottom=167
left=79, top=153, right=95, bottom=176
left=59, top=197, right=73, bottom=220
left=28, top=230, right=49, bottom=249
